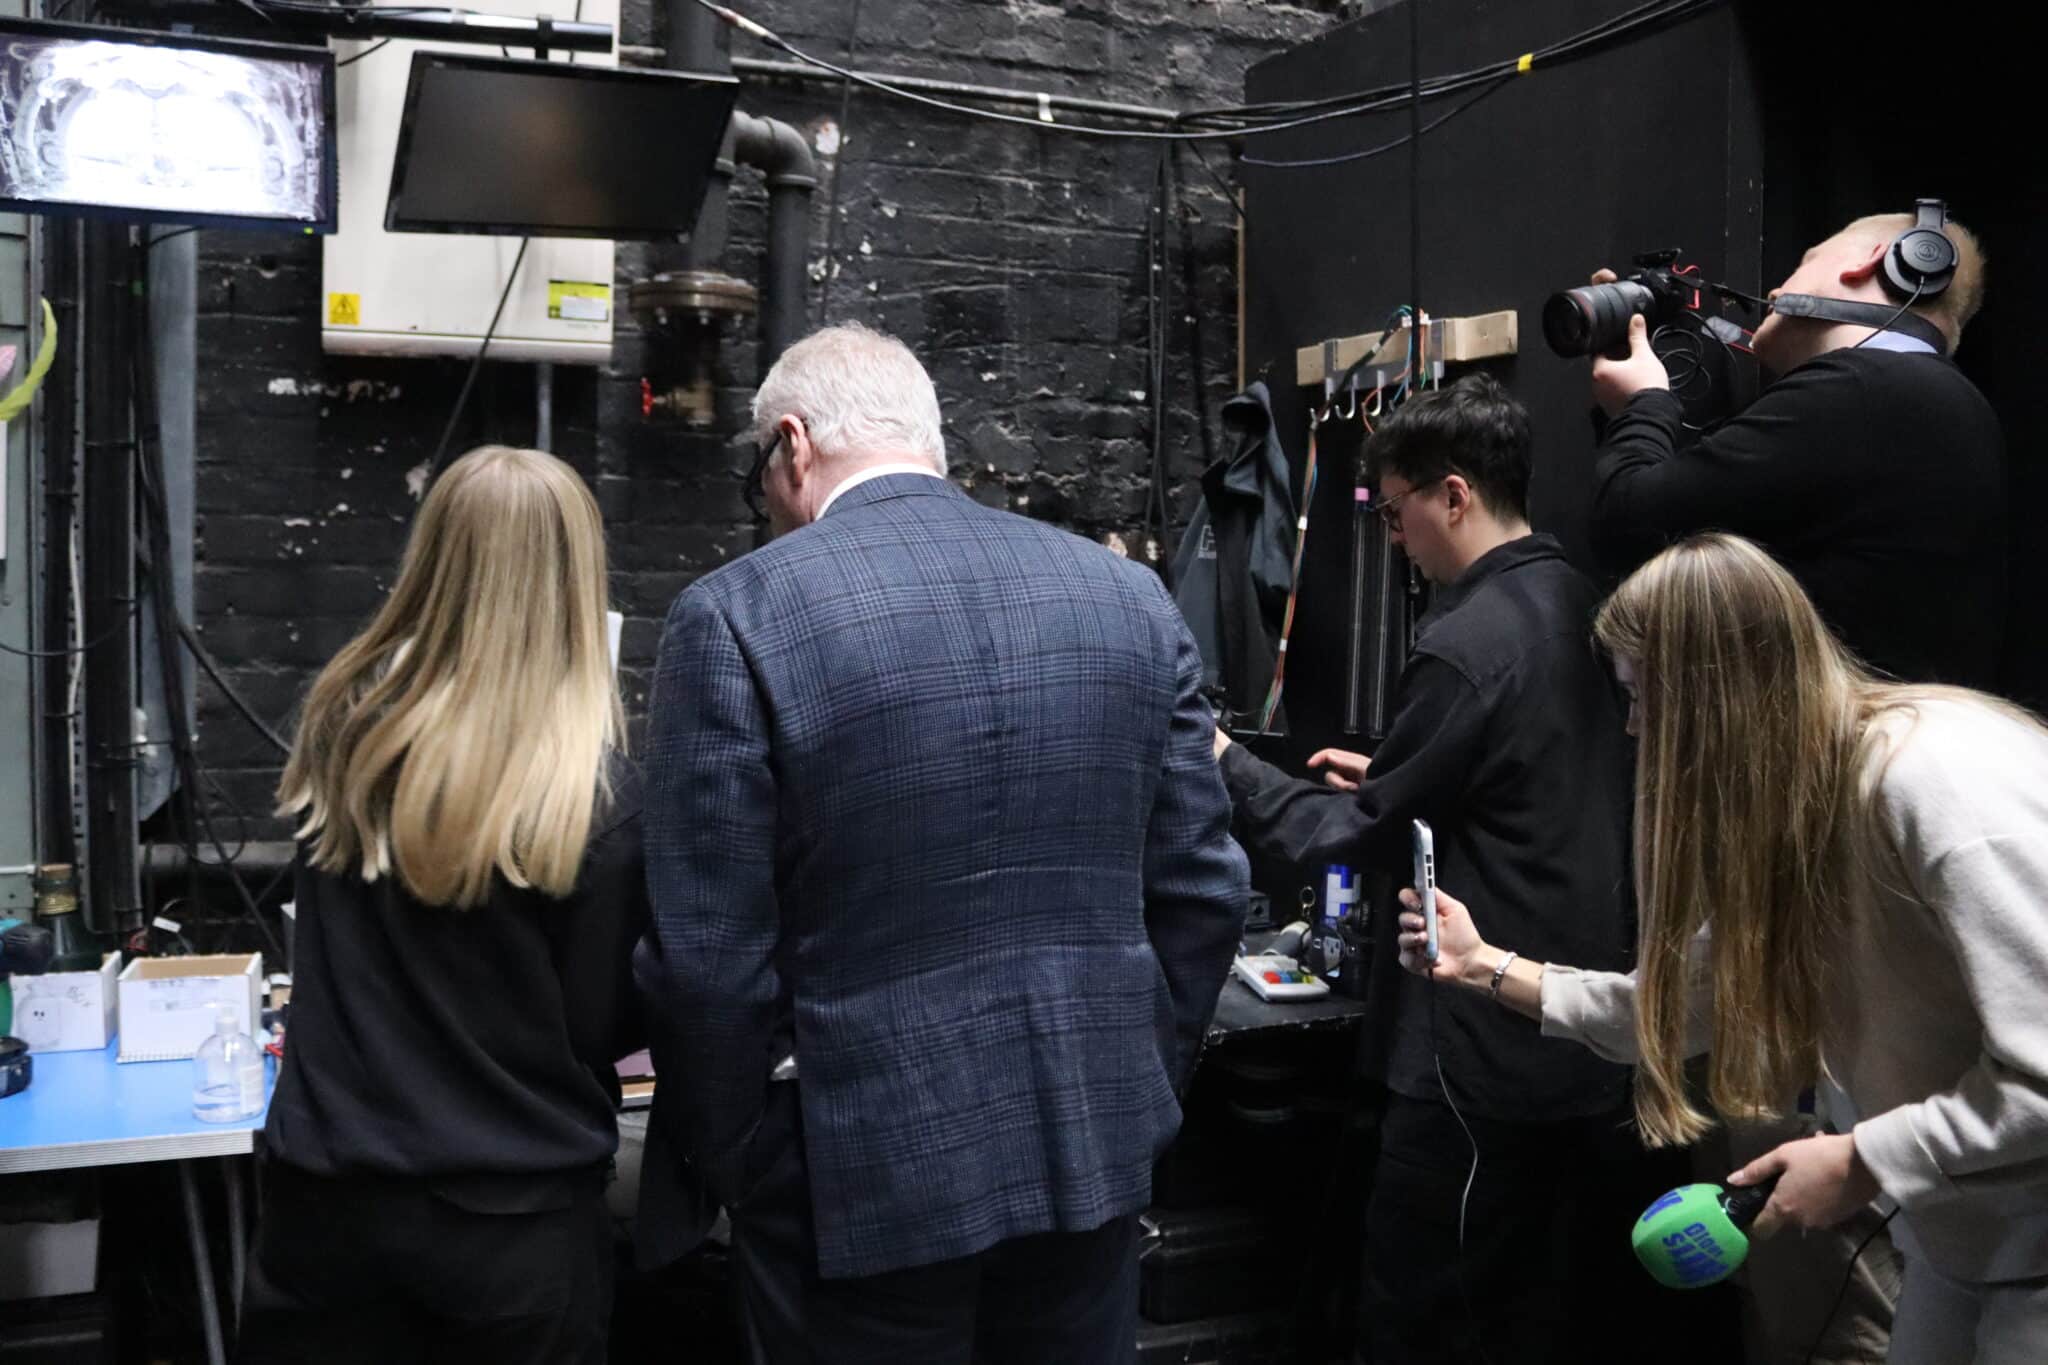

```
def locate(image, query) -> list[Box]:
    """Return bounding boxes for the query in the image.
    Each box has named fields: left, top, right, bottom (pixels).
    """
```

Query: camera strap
left=1768, top=293, right=1949, bottom=355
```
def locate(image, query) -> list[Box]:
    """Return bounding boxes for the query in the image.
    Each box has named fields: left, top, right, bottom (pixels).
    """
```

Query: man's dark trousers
left=734, top=1082, right=1139, bottom=1365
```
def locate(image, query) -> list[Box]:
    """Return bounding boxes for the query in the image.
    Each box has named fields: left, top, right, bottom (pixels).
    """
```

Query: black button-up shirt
left=1219, top=534, right=1637, bottom=1122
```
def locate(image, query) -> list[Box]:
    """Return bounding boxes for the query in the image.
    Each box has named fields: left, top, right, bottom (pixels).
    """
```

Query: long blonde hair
left=278, top=446, right=622, bottom=908
left=1594, top=533, right=2034, bottom=1146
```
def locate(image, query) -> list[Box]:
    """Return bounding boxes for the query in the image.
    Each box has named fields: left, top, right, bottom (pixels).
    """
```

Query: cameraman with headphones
left=1582, top=204, right=2008, bottom=1362
left=1587, top=202, right=2007, bottom=692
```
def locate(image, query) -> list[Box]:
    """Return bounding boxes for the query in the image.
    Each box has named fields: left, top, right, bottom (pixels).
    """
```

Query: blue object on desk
left=0, top=1038, right=275, bottom=1174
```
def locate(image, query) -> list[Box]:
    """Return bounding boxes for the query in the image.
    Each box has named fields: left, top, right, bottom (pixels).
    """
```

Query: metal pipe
left=82, top=222, right=138, bottom=935
left=658, top=0, right=814, bottom=375
left=273, top=10, right=612, bottom=52
left=734, top=112, right=817, bottom=369
left=666, top=2, right=728, bottom=74
left=226, top=1159, right=247, bottom=1329
left=735, top=55, right=1183, bottom=124
left=668, top=0, right=734, bottom=275
left=146, top=841, right=296, bottom=877
left=619, top=47, right=1184, bottom=125
left=178, top=1162, right=227, bottom=1365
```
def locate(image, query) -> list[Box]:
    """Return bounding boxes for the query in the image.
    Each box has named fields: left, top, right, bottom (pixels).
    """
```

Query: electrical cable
left=425, top=236, right=530, bottom=481
left=1429, top=978, right=1500, bottom=1365
left=1239, top=74, right=1514, bottom=170
left=0, top=604, right=136, bottom=659
left=426, top=0, right=577, bottom=474
left=1179, top=0, right=1717, bottom=125
left=130, top=244, right=288, bottom=964
left=131, top=259, right=224, bottom=941
left=1408, top=0, right=1423, bottom=372
left=174, top=616, right=292, bottom=757
left=1653, top=323, right=1711, bottom=397
left=1803, top=1207, right=1899, bottom=1365
left=1182, top=137, right=1247, bottom=224
left=337, top=37, right=393, bottom=65
left=1404, top=8, right=1491, bottom=1351
left=688, top=0, right=1676, bottom=145
left=689, top=0, right=1293, bottom=142
left=1226, top=0, right=1717, bottom=168
left=1850, top=282, right=1925, bottom=350
left=817, top=0, right=865, bottom=324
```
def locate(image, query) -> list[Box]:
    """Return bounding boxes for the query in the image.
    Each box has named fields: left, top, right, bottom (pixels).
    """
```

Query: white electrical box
left=319, top=0, right=618, bottom=364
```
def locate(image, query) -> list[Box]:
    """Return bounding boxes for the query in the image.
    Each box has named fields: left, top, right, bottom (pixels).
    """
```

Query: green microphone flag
left=1631, top=1181, right=1772, bottom=1289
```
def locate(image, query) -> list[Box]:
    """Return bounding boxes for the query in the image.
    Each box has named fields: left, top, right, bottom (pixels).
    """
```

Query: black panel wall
left=1239, top=0, right=2043, bottom=772
left=1745, top=5, right=2045, bottom=715
left=1239, top=0, right=1758, bottom=771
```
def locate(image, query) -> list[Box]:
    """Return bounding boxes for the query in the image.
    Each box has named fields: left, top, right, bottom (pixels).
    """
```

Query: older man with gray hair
left=635, top=323, right=1248, bottom=1364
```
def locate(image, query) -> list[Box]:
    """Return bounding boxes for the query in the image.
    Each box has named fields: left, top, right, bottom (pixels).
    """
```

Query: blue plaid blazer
left=637, top=473, right=1247, bottom=1279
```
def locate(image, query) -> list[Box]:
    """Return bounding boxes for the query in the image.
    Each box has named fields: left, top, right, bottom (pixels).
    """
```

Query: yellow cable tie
left=1516, top=52, right=1534, bottom=74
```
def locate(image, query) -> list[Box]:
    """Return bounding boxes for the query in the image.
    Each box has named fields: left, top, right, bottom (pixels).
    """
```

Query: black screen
left=386, top=56, right=736, bottom=239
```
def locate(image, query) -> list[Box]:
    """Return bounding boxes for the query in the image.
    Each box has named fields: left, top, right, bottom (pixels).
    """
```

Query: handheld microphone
left=1630, top=1178, right=1776, bottom=1289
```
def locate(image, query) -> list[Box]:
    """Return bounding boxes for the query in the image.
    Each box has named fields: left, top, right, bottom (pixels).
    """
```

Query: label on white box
left=117, top=953, right=264, bottom=1062
left=10, top=953, right=119, bottom=1053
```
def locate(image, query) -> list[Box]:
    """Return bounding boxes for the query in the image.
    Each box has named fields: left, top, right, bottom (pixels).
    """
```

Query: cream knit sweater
left=1541, top=699, right=2048, bottom=1284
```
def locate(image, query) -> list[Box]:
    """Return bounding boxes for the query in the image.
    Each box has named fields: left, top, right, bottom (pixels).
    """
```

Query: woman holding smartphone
left=1402, top=533, right=2048, bottom=1364
left=239, top=446, right=645, bottom=1364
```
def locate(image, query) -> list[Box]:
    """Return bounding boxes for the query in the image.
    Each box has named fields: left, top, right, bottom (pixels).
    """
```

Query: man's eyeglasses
left=742, top=428, right=787, bottom=522
left=1372, top=477, right=1444, bottom=530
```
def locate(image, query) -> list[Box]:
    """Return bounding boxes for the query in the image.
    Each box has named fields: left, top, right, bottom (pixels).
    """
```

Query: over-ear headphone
left=1882, top=199, right=1958, bottom=301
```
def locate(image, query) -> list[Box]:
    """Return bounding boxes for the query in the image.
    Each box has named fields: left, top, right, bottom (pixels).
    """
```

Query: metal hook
left=1367, top=384, right=1384, bottom=419
left=1338, top=373, right=1360, bottom=421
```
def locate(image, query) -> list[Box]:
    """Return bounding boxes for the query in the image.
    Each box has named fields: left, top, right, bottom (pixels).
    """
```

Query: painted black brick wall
left=190, top=1, right=1340, bottom=832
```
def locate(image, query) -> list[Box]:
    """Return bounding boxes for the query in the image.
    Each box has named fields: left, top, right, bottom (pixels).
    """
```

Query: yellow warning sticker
left=548, top=280, right=611, bottom=323
left=328, top=293, right=361, bottom=326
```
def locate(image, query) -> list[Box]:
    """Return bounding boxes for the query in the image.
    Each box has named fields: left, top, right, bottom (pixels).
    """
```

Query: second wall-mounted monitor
left=384, top=53, right=736, bottom=240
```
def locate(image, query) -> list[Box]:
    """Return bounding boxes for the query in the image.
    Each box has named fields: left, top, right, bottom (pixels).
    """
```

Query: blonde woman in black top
left=239, top=446, right=645, bottom=1365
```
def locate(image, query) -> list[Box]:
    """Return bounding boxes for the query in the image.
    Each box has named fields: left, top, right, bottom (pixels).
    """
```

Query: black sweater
left=264, top=759, right=648, bottom=1210
left=1592, top=348, right=2007, bottom=691
left=1220, top=536, right=1637, bottom=1123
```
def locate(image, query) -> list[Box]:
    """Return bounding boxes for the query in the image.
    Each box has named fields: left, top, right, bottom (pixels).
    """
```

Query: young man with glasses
left=1212, top=374, right=1691, bottom=1365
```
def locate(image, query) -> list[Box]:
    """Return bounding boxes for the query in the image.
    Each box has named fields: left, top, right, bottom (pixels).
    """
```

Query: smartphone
left=1411, top=818, right=1438, bottom=965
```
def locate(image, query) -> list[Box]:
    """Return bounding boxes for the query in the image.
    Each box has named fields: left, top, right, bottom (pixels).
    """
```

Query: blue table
left=0, top=1039, right=273, bottom=1172
left=0, top=1040, right=276, bottom=1365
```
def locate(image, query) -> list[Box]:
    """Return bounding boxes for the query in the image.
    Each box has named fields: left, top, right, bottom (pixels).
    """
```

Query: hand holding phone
left=1411, top=819, right=1438, bottom=965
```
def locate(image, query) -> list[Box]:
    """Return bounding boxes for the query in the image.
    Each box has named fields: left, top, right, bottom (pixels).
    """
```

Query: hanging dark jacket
left=1171, top=382, right=1297, bottom=727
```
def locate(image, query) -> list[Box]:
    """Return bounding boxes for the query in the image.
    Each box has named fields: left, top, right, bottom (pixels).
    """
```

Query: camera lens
left=1542, top=280, right=1656, bottom=358
left=1542, top=290, right=1598, bottom=356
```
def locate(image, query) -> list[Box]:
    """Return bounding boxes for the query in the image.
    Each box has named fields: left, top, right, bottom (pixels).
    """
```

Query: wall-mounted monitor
left=0, top=17, right=336, bottom=231
left=384, top=52, right=736, bottom=240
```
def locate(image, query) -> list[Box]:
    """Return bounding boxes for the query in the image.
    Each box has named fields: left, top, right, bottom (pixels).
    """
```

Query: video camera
left=1541, top=250, right=1704, bottom=360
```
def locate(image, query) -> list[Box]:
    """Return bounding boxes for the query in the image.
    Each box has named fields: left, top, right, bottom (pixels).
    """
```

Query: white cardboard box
left=116, top=954, right=263, bottom=1063
left=10, top=952, right=119, bottom=1054
left=0, top=1219, right=99, bottom=1300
